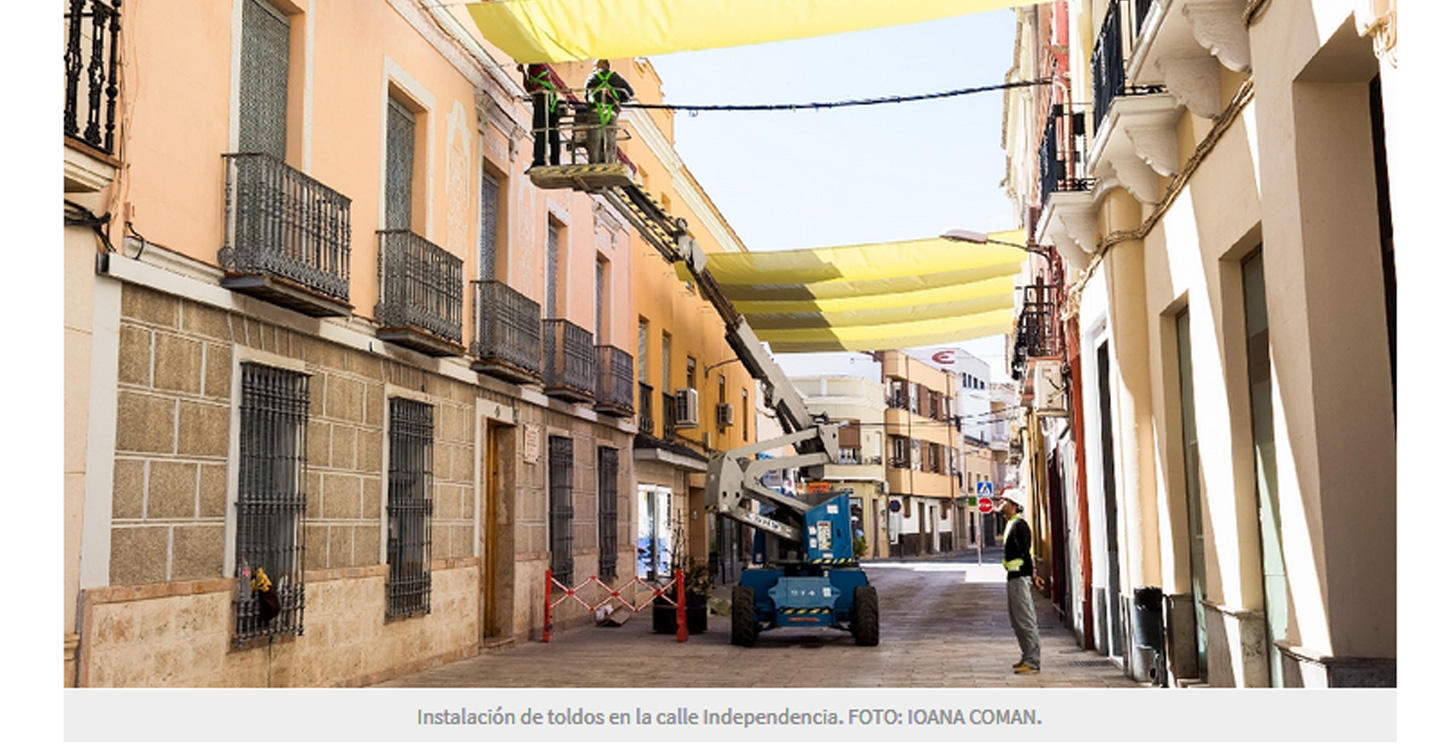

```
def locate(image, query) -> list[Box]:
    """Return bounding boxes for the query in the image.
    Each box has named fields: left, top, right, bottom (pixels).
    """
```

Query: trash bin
left=1133, top=586, right=1165, bottom=650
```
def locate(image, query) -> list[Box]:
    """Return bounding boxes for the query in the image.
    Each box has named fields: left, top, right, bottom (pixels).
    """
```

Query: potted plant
left=652, top=555, right=710, bottom=634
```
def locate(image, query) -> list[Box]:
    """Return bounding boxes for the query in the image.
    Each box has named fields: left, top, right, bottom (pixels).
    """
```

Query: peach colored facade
left=63, top=0, right=752, bottom=687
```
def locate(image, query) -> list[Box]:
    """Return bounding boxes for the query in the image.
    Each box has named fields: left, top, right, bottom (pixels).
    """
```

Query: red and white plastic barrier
left=543, top=569, right=691, bottom=643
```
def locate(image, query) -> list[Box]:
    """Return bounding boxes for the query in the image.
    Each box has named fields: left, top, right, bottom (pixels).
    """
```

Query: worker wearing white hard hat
left=999, top=486, right=1040, bottom=674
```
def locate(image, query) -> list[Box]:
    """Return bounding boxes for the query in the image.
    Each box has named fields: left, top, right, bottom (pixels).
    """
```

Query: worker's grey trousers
left=1007, top=577, right=1042, bottom=669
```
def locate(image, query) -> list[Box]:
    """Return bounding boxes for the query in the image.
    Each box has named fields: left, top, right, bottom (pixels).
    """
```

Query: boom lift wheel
left=853, top=585, right=879, bottom=646
left=731, top=584, right=758, bottom=647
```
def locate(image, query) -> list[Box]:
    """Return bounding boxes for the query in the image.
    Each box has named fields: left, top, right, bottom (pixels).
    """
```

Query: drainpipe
left=1066, top=314, right=1095, bottom=650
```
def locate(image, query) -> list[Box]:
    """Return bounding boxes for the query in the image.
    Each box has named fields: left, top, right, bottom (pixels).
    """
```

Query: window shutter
left=238, top=0, right=289, bottom=159
left=385, top=98, right=416, bottom=230
left=480, top=172, right=498, bottom=280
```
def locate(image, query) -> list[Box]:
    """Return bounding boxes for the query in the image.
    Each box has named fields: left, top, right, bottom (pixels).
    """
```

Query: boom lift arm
left=600, top=181, right=841, bottom=548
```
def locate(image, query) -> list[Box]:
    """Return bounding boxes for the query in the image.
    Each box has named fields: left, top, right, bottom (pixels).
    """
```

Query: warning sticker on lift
left=816, top=521, right=832, bottom=551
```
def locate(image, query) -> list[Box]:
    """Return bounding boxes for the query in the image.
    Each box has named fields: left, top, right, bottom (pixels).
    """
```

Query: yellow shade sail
left=466, top=0, right=1033, bottom=63
left=760, top=310, right=1017, bottom=353
left=688, top=233, right=1026, bottom=353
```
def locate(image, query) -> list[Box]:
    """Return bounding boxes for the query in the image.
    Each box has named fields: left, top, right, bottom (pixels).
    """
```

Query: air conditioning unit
left=716, top=402, right=734, bottom=426
left=674, top=388, right=700, bottom=428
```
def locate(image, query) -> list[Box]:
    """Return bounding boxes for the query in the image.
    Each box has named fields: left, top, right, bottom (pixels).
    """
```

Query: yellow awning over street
left=688, top=234, right=1026, bottom=352
left=757, top=310, right=1016, bottom=353
left=466, top=0, right=1033, bottom=63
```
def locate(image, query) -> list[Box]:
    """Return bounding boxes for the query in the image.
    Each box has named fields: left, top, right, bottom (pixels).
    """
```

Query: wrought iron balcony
left=543, top=319, right=596, bottom=403
left=662, top=392, right=678, bottom=442
left=1091, top=0, right=1165, bottom=127
left=1011, top=283, right=1065, bottom=380
left=1039, top=103, right=1094, bottom=207
left=375, top=230, right=464, bottom=356
left=471, top=280, right=542, bottom=384
left=219, top=153, right=352, bottom=316
left=594, top=345, right=635, bottom=417
left=64, top=0, right=121, bottom=157
left=638, top=383, right=656, bottom=435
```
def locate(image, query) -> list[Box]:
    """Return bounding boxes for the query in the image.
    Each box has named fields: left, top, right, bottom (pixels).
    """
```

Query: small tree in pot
left=652, top=555, right=710, bottom=634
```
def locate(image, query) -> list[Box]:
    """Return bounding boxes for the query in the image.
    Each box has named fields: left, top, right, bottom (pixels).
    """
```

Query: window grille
left=385, top=98, right=415, bottom=231
left=480, top=172, right=498, bottom=280
left=238, top=0, right=289, bottom=159
left=387, top=398, right=433, bottom=619
left=234, top=362, right=308, bottom=645
left=548, top=436, right=575, bottom=586
left=598, top=447, right=619, bottom=579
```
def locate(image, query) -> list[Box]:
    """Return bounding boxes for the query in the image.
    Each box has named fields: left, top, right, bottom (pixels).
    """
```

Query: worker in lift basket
left=584, top=59, right=634, bottom=164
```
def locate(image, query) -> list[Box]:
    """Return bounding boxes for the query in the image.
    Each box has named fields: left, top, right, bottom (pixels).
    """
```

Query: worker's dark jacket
left=1003, top=515, right=1034, bottom=580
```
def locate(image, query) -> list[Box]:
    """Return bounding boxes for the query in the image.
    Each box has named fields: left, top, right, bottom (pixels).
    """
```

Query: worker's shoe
left=1013, top=664, right=1040, bottom=674
left=1012, top=661, right=1025, bottom=669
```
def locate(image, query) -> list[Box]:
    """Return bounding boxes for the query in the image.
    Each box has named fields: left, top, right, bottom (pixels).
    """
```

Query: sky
left=645, top=9, right=1022, bottom=376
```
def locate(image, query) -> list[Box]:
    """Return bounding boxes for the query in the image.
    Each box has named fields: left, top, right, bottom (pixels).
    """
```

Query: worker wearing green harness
left=524, top=63, right=564, bottom=168
left=1000, top=488, right=1041, bottom=674
left=584, top=59, right=634, bottom=164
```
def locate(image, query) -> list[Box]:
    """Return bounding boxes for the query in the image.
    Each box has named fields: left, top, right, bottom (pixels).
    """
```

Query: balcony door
left=385, top=97, right=416, bottom=231
left=238, top=0, right=288, bottom=159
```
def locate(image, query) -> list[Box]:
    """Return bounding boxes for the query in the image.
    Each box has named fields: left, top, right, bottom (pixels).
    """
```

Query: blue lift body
left=736, top=493, right=873, bottom=636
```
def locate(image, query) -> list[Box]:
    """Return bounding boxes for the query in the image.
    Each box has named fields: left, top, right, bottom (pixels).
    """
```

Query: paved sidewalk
left=376, top=553, right=1139, bottom=689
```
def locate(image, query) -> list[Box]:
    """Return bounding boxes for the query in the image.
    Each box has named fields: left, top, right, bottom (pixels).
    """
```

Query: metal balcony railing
left=64, top=0, right=122, bottom=156
left=1091, top=0, right=1165, bottom=127
left=662, top=392, right=678, bottom=442
left=594, top=345, right=635, bottom=417
left=638, top=383, right=656, bottom=435
left=471, top=280, right=542, bottom=382
left=1011, top=283, right=1065, bottom=380
left=543, top=319, right=596, bottom=401
left=376, top=230, right=463, bottom=345
left=220, top=152, right=351, bottom=305
left=1039, top=103, right=1094, bottom=206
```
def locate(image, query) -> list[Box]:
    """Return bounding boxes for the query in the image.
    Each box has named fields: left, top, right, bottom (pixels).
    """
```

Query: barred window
left=548, top=436, right=575, bottom=586
left=234, top=362, right=308, bottom=645
left=598, top=447, right=619, bottom=580
left=387, top=398, right=433, bottom=619
left=238, top=0, right=289, bottom=159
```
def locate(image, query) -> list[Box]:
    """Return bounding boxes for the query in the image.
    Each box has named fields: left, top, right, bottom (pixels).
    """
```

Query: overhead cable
left=626, top=78, right=1051, bottom=112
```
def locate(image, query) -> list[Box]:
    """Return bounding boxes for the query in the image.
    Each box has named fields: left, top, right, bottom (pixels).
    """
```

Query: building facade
left=62, top=0, right=752, bottom=687
left=1001, top=0, right=1399, bottom=686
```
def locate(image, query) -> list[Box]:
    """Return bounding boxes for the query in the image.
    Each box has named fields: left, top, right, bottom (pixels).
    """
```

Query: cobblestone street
left=378, top=552, right=1140, bottom=689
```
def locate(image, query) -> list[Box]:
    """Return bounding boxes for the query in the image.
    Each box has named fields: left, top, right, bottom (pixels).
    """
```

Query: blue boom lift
left=528, top=109, right=879, bottom=647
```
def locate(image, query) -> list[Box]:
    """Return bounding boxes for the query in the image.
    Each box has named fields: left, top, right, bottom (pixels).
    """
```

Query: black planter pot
left=652, top=598, right=708, bottom=634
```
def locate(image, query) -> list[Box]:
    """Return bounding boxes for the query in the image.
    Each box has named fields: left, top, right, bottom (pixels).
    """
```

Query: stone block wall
left=86, top=281, right=637, bottom=685
left=112, top=287, right=234, bottom=586
left=79, top=564, right=480, bottom=687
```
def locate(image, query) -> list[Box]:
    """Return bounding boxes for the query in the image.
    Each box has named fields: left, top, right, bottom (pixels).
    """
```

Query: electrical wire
left=627, top=78, right=1050, bottom=113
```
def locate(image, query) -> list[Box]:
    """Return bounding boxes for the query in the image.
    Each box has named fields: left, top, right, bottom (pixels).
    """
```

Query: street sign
left=888, top=499, right=901, bottom=513
left=978, top=497, right=994, bottom=514
left=978, top=481, right=993, bottom=499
